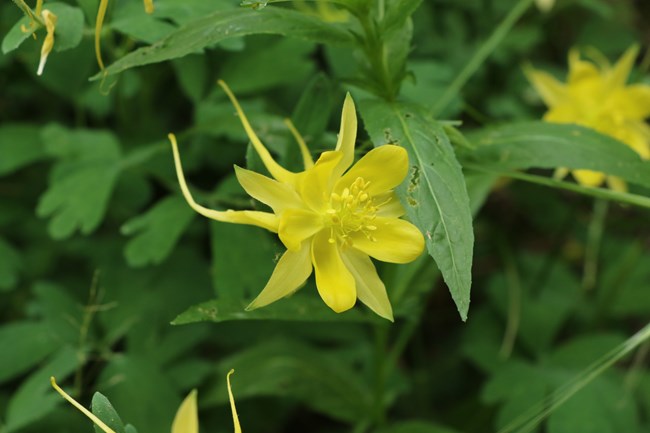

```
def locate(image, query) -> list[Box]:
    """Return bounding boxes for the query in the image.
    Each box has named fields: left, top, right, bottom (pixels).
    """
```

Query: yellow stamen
left=227, top=370, right=242, bottom=433
left=37, top=9, right=57, bottom=76
left=50, top=377, right=118, bottom=433
left=143, top=0, right=154, bottom=14
left=283, top=118, right=314, bottom=170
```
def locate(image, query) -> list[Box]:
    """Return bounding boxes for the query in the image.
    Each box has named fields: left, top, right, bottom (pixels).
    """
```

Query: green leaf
left=172, top=295, right=378, bottom=325
left=46, top=3, right=85, bottom=52
left=378, top=420, right=462, bottom=433
left=93, top=7, right=353, bottom=79
left=463, top=122, right=650, bottom=189
left=4, top=346, right=79, bottom=433
left=1, top=16, right=34, bottom=55
left=92, top=393, right=126, bottom=433
left=211, top=222, right=279, bottom=301
left=0, top=123, right=46, bottom=175
left=202, top=339, right=372, bottom=422
left=37, top=125, right=122, bottom=239
left=172, top=54, right=208, bottom=102
left=121, top=195, right=195, bottom=267
left=360, top=100, right=474, bottom=321
left=0, top=237, right=22, bottom=291
left=0, top=322, right=59, bottom=384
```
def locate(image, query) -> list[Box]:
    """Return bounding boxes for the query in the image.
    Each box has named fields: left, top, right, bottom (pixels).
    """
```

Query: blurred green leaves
left=37, top=124, right=121, bottom=239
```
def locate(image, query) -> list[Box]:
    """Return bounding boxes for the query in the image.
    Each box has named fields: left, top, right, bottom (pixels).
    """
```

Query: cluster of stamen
left=326, top=177, right=378, bottom=246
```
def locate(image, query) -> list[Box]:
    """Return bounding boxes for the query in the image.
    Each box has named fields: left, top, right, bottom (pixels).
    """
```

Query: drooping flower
left=51, top=370, right=241, bottom=433
left=170, top=81, right=424, bottom=321
left=525, top=45, right=650, bottom=190
left=37, top=9, right=57, bottom=76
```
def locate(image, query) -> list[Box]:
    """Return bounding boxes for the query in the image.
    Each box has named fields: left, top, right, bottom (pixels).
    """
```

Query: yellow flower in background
left=51, top=370, right=241, bottom=433
left=36, top=9, right=57, bottom=76
left=525, top=45, right=650, bottom=190
left=170, top=81, right=424, bottom=321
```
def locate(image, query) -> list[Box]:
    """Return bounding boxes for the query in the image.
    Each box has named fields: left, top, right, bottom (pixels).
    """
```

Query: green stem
left=498, top=239, right=522, bottom=359
left=582, top=198, right=608, bottom=291
left=431, top=0, right=535, bottom=116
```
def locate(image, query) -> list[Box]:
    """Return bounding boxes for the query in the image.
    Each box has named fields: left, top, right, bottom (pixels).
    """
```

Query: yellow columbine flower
left=51, top=370, right=241, bottom=433
left=170, top=81, right=424, bottom=321
left=37, top=9, right=57, bottom=76
left=526, top=45, right=650, bottom=190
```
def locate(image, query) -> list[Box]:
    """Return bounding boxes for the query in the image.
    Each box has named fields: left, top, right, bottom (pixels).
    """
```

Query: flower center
left=326, top=177, right=377, bottom=246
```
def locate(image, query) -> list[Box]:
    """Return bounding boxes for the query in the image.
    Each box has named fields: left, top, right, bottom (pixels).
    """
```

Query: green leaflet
left=121, top=195, right=196, bottom=268
left=92, top=7, right=353, bottom=79
left=360, top=100, right=474, bottom=321
left=463, top=122, right=650, bottom=188
left=92, top=393, right=127, bottom=433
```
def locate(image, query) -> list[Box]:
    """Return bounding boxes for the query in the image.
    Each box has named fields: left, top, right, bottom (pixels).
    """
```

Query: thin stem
left=498, top=240, right=522, bottom=359
left=431, top=0, right=535, bottom=116
left=582, top=198, right=608, bottom=291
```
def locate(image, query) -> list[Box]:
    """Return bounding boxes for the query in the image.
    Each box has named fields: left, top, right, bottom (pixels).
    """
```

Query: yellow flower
left=50, top=370, right=241, bottom=433
left=525, top=45, right=650, bottom=190
left=170, top=81, right=424, bottom=321
left=37, top=9, right=57, bottom=76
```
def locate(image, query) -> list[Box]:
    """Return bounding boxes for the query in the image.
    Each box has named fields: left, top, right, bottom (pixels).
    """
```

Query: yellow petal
left=246, top=241, right=313, bottom=310
left=374, top=192, right=406, bottom=218
left=278, top=209, right=323, bottom=251
left=94, top=0, right=109, bottom=71
left=234, top=165, right=302, bottom=213
left=567, top=49, right=599, bottom=84
left=284, top=118, right=314, bottom=169
left=169, top=133, right=279, bottom=232
left=606, top=176, right=627, bottom=192
left=37, top=10, right=57, bottom=76
left=50, top=377, right=118, bottom=433
left=172, top=390, right=198, bottom=433
left=340, top=249, right=393, bottom=321
left=351, top=217, right=424, bottom=264
left=609, top=45, right=639, bottom=89
left=571, top=169, right=606, bottom=187
left=311, top=231, right=356, bottom=313
left=332, top=93, right=358, bottom=177
left=524, top=65, right=567, bottom=108
left=613, top=85, right=650, bottom=120
left=144, top=0, right=154, bottom=14
left=553, top=167, right=570, bottom=181
left=218, top=80, right=295, bottom=185
left=299, top=151, right=343, bottom=212
left=336, top=145, right=408, bottom=196
left=227, top=370, right=241, bottom=433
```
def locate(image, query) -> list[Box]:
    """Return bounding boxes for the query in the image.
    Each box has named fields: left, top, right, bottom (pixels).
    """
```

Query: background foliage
left=1, top=1, right=649, bottom=433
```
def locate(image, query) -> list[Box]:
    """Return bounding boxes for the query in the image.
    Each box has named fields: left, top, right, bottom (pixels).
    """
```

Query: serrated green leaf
left=121, top=195, right=195, bottom=267
left=172, top=295, right=378, bottom=325
left=37, top=125, right=121, bottom=239
left=0, top=237, right=22, bottom=291
left=93, top=7, right=353, bottom=79
left=463, top=122, right=650, bottom=188
left=360, top=99, right=473, bottom=321
left=92, top=393, right=126, bottom=433
left=0, top=123, right=45, bottom=175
